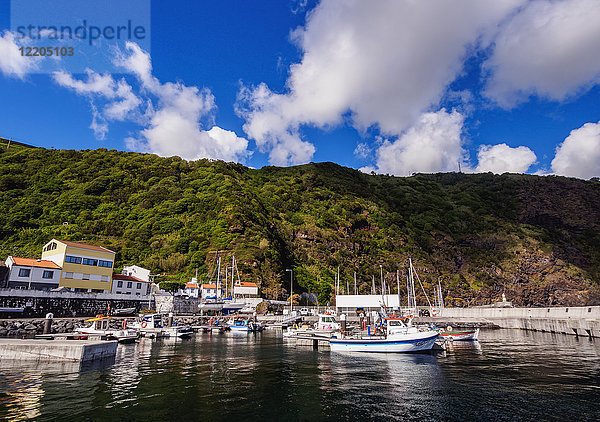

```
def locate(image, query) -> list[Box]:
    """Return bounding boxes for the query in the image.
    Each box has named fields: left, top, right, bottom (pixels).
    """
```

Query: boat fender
left=446, top=325, right=452, bottom=332
left=122, top=320, right=127, bottom=330
left=141, top=321, right=148, bottom=329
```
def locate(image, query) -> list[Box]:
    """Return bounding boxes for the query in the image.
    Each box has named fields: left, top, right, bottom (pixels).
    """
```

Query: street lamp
left=286, top=268, right=293, bottom=313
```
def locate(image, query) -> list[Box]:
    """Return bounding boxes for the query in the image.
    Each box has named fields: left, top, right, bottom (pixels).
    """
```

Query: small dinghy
left=439, top=327, right=480, bottom=341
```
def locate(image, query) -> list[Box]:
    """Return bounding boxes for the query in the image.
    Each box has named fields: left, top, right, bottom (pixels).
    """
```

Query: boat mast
left=216, top=256, right=221, bottom=299
left=397, top=270, right=401, bottom=312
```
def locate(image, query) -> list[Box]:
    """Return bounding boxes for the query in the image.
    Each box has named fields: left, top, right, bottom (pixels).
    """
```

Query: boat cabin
left=316, top=314, right=340, bottom=330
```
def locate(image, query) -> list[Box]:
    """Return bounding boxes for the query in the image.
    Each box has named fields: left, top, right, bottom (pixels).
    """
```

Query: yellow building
left=41, top=239, right=115, bottom=293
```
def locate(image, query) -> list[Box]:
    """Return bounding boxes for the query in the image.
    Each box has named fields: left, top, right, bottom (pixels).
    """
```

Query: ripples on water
left=1, top=329, right=599, bottom=421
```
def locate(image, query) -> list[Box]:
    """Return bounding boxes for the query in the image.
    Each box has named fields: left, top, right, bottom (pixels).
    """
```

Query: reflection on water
left=0, top=329, right=599, bottom=421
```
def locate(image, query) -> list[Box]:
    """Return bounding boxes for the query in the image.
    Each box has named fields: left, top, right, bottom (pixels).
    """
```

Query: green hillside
left=1, top=146, right=599, bottom=306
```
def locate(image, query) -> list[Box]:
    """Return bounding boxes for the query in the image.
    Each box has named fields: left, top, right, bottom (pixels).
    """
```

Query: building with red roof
left=5, top=256, right=62, bottom=290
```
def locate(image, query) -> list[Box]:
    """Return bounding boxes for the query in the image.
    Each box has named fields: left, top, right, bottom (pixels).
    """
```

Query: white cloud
left=371, top=109, right=467, bottom=176
left=475, top=143, right=537, bottom=174
left=485, top=0, right=600, bottom=107
left=0, top=31, right=39, bottom=78
left=354, top=142, right=371, bottom=159
left=52, top=42, right=250, bottom=163
left=53, top=69, right=115, bottom=97
left=238, top=0, right=524, bottom=165
left=551, top=120, right=600, bottom=179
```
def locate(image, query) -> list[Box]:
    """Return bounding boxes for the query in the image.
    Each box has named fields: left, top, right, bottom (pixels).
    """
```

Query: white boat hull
left=329, top=332, right=439, bottom=353
left=440, top=328, right=479, bottom=341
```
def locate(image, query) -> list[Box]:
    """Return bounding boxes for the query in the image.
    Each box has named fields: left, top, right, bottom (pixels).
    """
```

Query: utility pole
left=286, top=269, right=293, bottom=312
left=354, top=272, right=357, bottom=295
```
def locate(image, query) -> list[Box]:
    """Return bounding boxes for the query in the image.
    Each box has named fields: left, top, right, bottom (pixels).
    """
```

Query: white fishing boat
left=329, top=317, right=438, bottom=353
left=127, top=313, right=193, bottom=338
left=439, top=327, right=480, bottom=341
left=283, top=313, right=341, bottom=338
left=227, top=316, right=263, bottom=333
left=76, top=315, right=139, bottom=343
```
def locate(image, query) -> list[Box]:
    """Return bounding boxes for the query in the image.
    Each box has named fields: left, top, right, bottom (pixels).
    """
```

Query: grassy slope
left=1, top=147, right=599, bottom=306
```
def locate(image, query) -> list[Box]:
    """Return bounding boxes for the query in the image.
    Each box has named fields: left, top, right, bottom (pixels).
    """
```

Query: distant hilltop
left=0, top=146, right=599, bottom=307
left=0, top=137, right=38, bottom=150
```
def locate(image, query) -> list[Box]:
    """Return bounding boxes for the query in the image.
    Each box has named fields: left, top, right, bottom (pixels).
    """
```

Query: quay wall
left=0, top=288, right=152, bottom=318
left=436, top=306, right=600, bottom=338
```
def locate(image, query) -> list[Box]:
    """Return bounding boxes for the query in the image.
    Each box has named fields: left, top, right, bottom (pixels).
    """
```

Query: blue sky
left=1, top=0, right=600, bottom=178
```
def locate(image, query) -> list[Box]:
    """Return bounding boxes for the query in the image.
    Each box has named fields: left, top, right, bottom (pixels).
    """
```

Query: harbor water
left=1, top=329, right=599, bottom=421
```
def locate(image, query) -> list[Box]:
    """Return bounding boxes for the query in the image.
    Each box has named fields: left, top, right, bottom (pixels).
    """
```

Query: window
left=127, top=282, right=132, bottom=288
left=98, top=260, right=113, bottom=268
left=18, top=268, right=31, bottom=277
left=82, top=273, right=90, bottom=280
left=137, top=282, right=142, bottom=289
left=117, top=280, right=123, bottom=288
left=65, top=255, right=82, bottom=264
left=116, top=291, right=122, bottom=294
left=82, top=258, right=98, bottom=266
left=64, top=272, right=73, bottom=279
left=100, top=275, right=109, bottom=282
left=136, top=293, right=140, bottom=296
left=43, top=242, right=57, bottom=252
left=92, top=289, right=103, bottom=293
left=42, top=270, right=54, bottom=279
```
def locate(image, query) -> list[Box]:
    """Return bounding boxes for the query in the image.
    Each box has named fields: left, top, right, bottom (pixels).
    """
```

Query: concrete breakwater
left=434, top=306, right=600, bottom=338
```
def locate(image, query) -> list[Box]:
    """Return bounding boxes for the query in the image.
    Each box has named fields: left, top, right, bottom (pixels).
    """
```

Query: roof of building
left=10, top=257, right=61, bottom=269
left=185, top=283, right=199, bottom=288
left=201, top=284, right=217, bottom=289
left=55, top=239, right=115, bottom=254
left=237, top=282, right=258, bottom=288
left=112, top=273, right=147, bottom=282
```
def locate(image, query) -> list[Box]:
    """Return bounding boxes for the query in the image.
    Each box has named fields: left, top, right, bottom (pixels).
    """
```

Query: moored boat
left=439, top=327, right=479, bottom=341
left=283, top=313, right=341, bottom=338
left=329, top=317, right=438, bottom=353
left=76, top=315, right=139, bottom=343
left=128, top=313, right=193, bottom=338
left=227, top=315, right=264, bottom=333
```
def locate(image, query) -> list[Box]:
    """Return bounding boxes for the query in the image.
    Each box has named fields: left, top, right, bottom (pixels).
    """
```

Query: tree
left=159, top=280, right=185, bottom=295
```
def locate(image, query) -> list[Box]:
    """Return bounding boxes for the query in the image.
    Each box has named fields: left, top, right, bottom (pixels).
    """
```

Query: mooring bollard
left=168, top=312, right=174, bottom=327
left=44, top=313, right=53, bottom=334
left=340, top=313, right=347, bottom=333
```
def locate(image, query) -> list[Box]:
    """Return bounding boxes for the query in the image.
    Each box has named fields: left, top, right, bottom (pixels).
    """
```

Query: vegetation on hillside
left=1, top=147, right=599, bottom=306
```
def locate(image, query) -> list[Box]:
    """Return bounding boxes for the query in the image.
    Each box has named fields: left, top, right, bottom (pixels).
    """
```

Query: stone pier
left=0, top=338, right=118, bottom=362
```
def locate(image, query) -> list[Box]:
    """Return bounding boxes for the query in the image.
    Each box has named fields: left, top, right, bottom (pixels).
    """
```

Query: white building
left=5, top=256, right=62, bottom=291
left=201, top=283, right=218, bottom=299
left=233, top=282, right=259, bottom=297
left=112, top=273, right=151, bottom=297
left=122, top=265, right=151, bottom=282
left=335, top=294, right=403, bottom=314
left=184, top=281, right=200, bottom=298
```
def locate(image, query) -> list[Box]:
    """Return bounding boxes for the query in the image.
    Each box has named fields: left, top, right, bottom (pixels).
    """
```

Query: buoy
left=141, top=321, right=148, bottom=328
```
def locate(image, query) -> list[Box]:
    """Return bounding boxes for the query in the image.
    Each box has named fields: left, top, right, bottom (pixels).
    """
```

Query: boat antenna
left=411, top=259, right=433, bottom=308
left=397, top=270, right=401, bottom=313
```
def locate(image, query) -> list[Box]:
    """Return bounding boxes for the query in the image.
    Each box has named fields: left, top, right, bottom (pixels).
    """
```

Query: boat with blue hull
left=329, top=317, right=439, bottom=353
